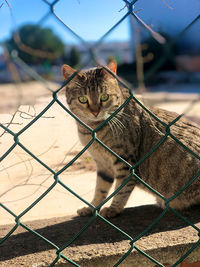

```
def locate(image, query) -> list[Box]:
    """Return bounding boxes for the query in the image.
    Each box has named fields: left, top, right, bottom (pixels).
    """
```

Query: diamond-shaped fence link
left=0, top=0, right=200, bottom=266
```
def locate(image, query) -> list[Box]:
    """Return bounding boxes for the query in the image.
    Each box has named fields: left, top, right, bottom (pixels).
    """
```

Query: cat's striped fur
left=62, top=60, right=200, bottom=218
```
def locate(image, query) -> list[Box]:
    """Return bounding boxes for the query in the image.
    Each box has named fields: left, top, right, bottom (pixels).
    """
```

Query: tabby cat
left=62, top=60, right=200, bottom=218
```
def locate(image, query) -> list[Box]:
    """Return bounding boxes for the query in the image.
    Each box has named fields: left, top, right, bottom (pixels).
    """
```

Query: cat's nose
left=91, top=111, right=99, bottom=117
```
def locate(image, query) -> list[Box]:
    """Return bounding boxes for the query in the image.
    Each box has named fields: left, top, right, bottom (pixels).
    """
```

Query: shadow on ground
left=0, top=204, right=200, bottom=262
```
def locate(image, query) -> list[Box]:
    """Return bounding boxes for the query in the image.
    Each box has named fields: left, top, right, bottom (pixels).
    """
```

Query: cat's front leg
left=100, top=166, right=135, bottom=218
left=77, top=170, right=114, bottom=216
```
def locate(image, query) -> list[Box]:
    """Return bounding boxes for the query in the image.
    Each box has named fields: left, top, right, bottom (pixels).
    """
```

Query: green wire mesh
left=0, top=0, right=200, bottom=266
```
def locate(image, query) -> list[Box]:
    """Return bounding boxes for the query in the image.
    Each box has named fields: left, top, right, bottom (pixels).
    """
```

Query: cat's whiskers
left=107, top=115, right=125, bottom=138
left=112, top=116, right=126, bottom=132
left=116, top=111, right=131, bottom=121
left=108, top=120, right=118, bottom=137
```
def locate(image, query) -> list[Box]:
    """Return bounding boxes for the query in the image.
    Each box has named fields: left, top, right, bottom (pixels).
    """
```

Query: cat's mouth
left=82, top=110, right=110, bottom=124
left=88, top=113, right=106, bottom=122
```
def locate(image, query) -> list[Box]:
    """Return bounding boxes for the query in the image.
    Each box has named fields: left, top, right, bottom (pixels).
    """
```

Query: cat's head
left=62, top=60, right=123, bottom=124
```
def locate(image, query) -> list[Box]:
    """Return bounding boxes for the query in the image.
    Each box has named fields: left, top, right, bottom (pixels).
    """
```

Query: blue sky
left=0, top=0, right=200, bottom=46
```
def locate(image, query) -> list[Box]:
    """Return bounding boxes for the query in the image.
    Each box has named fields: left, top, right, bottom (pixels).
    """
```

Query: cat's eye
left=78, top=96, right=88, bottom=104
left=100, top=93, right=109, bottom=102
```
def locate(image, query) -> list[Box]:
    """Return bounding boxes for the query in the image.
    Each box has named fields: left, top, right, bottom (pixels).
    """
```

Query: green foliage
left=6, top=24, right=65, bottom=64
left=68, top=46, right=81, bottom=67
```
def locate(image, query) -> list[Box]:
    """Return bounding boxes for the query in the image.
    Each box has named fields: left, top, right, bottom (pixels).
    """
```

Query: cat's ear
left=62, top=64, right=76, bottom=80
left=107, top=59, right=117, bottom=74
left=100, top=59, right=117, bottom=79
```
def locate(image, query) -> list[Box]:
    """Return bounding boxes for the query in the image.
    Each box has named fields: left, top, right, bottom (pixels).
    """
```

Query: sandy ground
left=0, top=81, right=200, bottom=226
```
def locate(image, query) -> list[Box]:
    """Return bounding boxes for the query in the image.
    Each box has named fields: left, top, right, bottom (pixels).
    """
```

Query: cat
left=62, top=60, right=200, bottom=218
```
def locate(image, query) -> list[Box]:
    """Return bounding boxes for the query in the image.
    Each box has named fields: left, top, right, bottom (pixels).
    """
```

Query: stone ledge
left=0, top=205, right=200, bottom=267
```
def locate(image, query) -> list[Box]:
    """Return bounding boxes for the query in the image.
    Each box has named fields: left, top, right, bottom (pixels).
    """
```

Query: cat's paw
left=77, top=206, right=93, bottom=217
left=100, top=207, right=122, bottom=218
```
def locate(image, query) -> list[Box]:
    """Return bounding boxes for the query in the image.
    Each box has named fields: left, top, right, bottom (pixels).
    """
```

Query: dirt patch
left=62, top=151, right=96, bottom=173
left=0, top=81, right=59, bottom=114
left=0, top=205, right=200, bottom=266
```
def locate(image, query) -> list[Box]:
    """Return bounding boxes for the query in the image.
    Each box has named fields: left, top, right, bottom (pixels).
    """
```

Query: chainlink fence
left=0, top=0, right=200, bottom=266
